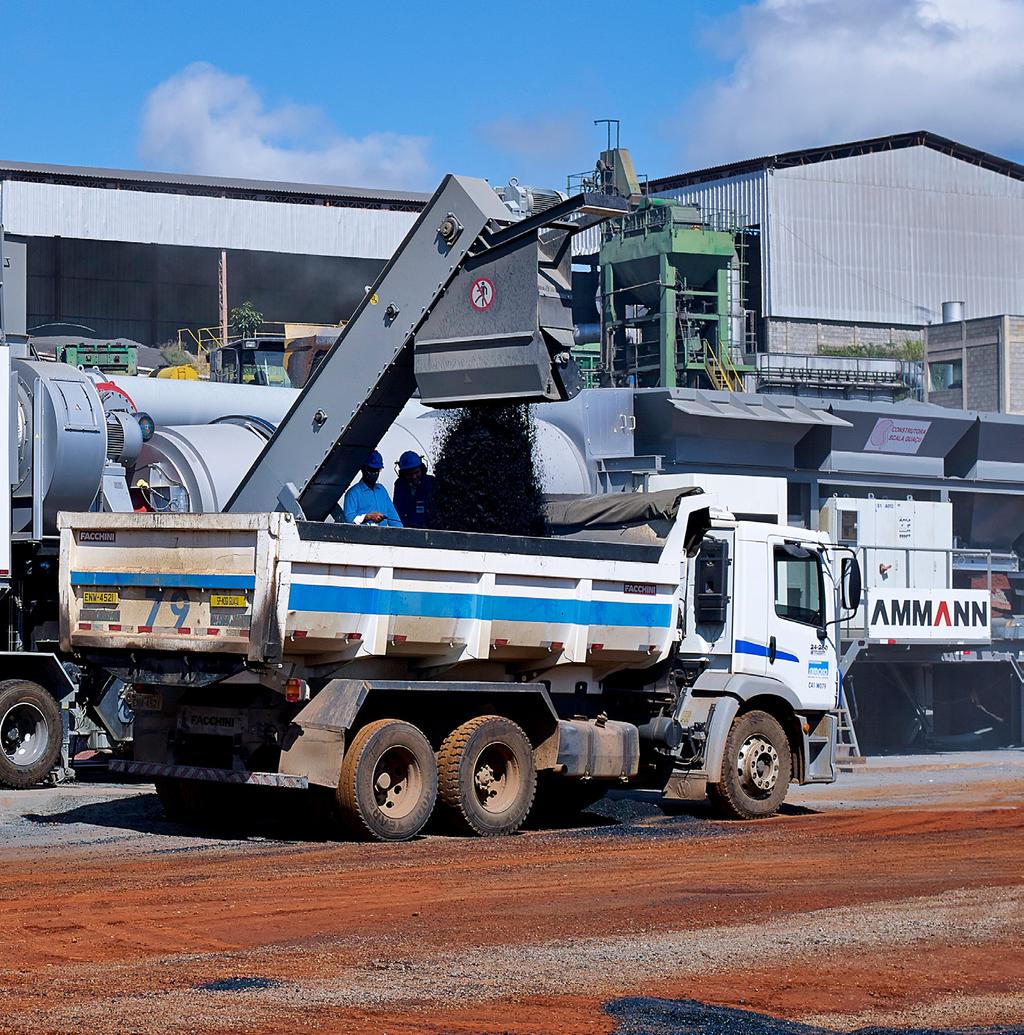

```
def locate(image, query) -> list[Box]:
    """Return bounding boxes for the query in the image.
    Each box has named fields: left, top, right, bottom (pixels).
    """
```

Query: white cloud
left=684, top=0, right=1024, bottom=165
left=477, top=114, right=589, bottom=186
left=139, top=63, right=430, bottom=189
left=479, top=115, right=586, bottom=164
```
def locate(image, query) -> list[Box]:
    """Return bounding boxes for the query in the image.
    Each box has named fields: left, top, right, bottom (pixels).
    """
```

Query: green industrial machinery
left=599, top=197, right=753, bottom=390
left=571, top=340, right=602, bottom=390
left=56, top=340, right=138, bottom=376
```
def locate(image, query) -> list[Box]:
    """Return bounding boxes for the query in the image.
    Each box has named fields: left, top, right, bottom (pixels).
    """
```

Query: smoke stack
left=941, top=300, right=965, bottom=323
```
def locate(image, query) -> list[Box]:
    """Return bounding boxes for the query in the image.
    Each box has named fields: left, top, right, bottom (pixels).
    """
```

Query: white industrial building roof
left=0, top=159, right=426, bottom=260
left=0, top=158, right=429, bottom=206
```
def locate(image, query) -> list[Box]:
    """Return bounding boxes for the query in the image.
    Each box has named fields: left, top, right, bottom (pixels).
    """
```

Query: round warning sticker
left=470, top=276, right=495, bottom=312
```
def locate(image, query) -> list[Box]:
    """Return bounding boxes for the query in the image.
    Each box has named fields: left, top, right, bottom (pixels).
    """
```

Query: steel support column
left=602, top=261, right=616, bottom=375
left=659, top=252, right=676, bottom=389
left=717, top=265, right=731, bottom=360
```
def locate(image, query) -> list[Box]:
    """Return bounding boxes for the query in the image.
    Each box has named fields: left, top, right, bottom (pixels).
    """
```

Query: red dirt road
left=0, top=753, right=1021, bottom=1034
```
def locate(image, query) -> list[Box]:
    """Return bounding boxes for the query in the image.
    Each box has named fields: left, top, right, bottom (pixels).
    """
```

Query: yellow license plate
left=83, top=590, right=119, bottom=606
left=210, top=593, right=247, bottom=609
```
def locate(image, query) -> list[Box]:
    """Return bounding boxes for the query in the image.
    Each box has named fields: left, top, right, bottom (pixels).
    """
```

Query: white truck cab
left=686, top=519, right=838, bottom=712
left=656, top=515, right=848, bottom=815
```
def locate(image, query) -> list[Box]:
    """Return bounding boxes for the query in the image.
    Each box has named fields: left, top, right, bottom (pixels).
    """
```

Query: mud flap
left=802, top=712, right=838, bottom=783
left=661, top=772, right=708, bottom=801
left=278, top=679, right=369, bottom=789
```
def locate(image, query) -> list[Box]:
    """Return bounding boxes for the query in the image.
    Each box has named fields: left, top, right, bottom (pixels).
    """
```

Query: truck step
left=110, top=759, right=308, bottom=788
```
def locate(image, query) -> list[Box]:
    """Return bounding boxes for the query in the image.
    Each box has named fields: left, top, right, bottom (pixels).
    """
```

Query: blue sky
left=3, top=0, right=1023, bottom=191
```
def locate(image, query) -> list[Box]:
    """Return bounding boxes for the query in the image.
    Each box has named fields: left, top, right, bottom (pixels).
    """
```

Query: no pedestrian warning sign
left=470, top=276, right=495, bottom=312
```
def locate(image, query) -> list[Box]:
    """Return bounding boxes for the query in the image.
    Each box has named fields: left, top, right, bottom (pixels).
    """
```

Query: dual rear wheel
left=337, top=719, right=438, bottom=841
left=336, top=715, right=536, bottom=841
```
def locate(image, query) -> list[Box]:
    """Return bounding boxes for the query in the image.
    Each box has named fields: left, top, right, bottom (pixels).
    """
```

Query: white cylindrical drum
left=134, top=424, right=269, bottom=513
left=93, top=374, right=299, bottom=426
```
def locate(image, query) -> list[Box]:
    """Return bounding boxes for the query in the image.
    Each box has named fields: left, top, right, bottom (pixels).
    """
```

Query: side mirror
left=841, top=556, right=862, bottom=611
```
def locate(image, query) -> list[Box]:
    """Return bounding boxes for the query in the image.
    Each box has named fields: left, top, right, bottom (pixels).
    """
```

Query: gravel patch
left=605, top=996, right=1024, bottom=1035
left=4, top=884, right=1020, bottom=1033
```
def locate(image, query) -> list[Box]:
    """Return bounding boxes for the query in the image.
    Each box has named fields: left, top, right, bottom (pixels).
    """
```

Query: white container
left=818, top=497, right=952, bottom=591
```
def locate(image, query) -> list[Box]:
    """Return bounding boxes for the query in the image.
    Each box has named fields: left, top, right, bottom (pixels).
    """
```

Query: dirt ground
left=0, top=751, right=1021, bottom=1035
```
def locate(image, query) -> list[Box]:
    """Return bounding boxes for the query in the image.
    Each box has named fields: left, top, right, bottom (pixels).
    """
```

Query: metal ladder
left=835, top=640, right=865, bottom=762
left=836, top=673, right=864, bottom=763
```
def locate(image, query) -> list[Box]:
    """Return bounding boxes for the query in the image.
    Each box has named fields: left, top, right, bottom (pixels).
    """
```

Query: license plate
left=210, top=593, right=247, bottom=608
left=132, top=692, right=163, bottom=712
left=83, top=590, right=119, bottom=606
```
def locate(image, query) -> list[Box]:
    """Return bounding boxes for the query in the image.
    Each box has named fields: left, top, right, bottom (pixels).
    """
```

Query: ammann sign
left=867, top=589, right=990, bottom=643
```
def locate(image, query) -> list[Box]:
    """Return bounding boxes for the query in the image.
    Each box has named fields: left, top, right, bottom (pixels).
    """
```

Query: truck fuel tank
left=555, top=717, right=640, bottom=780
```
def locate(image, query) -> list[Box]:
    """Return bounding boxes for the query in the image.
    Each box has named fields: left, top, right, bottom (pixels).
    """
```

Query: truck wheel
left=710, top=710, right=792, bottom=820
left=337, top=719, right=438, bottom=842
left=0, top=680, right=63, bottom=789
left=437, top=716, right=536, bottom=837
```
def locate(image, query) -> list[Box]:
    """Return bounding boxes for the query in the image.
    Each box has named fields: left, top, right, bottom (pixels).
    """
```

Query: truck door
left=766, top=539, right=836, bottom=711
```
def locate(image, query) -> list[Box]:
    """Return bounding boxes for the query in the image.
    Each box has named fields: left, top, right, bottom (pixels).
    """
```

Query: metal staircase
left=703, top=340, right=743, bottom=392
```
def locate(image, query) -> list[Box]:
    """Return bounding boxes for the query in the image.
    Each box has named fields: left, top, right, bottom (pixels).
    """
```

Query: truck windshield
left=240, top=350, right=292, bottom=387
left=774, top=545, right=824, bottom=627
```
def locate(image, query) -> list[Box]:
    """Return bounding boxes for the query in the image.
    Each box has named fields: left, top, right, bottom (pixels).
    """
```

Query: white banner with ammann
left=867, top=588, right=991, bottom=643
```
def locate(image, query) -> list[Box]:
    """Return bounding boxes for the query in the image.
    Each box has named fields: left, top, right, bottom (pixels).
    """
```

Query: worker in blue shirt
left=343, top=450, right=403, bottom=527
left=393, top=451, right=435, bottom=528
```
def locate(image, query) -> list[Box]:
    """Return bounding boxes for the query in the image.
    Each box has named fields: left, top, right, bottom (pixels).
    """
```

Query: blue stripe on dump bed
left=735, top=638, right=800, bottom=664
left=70, top=571, right=256, bottom=590
left=287, top=583, right=673, bottom=629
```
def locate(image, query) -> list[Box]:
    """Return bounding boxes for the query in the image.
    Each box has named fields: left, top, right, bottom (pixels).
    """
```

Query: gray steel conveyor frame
left=224, top=174, right=626, bottom=521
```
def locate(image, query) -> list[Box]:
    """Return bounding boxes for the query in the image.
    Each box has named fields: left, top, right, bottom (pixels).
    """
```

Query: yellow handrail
left=176, top=321, right=339, bottom=358
left=176, top=326, right=227, bottom=357
left=703, top=340, right=743, bottom=392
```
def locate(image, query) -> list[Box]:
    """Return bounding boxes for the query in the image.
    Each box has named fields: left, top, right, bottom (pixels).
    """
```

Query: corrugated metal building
left=0, top=160, right=426, bottom=345
left=10, top=132, right=1024, bottom=358
left=644, top=131, right=1024, bottom=355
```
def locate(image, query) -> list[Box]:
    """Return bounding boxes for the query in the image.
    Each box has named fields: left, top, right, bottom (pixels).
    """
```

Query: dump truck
left=56, top=172, right=856, bottom=836
left=58, top=491, right=860, bottom=839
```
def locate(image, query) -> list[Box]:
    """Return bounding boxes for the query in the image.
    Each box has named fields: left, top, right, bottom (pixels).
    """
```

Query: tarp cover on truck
left=545, top=488, right=708, bottom=553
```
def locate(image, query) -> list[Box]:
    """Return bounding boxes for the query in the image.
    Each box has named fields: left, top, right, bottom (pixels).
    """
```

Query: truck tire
left=0, top=680, right=63, bottom=789
left=710, top=709, right=792, bottom=820
left=337, top=719, right=438, bottom=841
left=437, top=715, right=536, bottom=837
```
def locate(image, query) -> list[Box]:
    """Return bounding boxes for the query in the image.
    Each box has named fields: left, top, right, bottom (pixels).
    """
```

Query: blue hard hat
left=364, top=450, right=384, bottom=470
left=398, top=450, right=425, bottom=471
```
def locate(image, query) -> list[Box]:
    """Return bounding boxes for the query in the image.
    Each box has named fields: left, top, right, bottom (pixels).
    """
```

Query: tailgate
left=58, top=512, right=283, bottom=661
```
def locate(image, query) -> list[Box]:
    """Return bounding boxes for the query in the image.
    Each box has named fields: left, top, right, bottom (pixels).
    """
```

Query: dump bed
left=59, top=504, right=702, bottom=669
